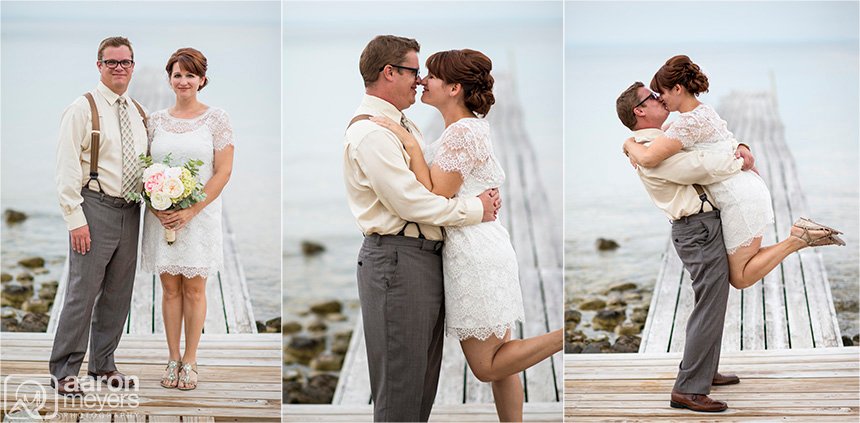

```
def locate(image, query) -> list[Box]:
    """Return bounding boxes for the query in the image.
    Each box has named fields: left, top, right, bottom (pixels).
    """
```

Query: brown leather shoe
left=670, top=390, right=728, bottom=412
left=51, top=376, right=83, bottom=397
left=88, top=370, right=135, bottom=388
left=712, top=372, right=740, bottom=385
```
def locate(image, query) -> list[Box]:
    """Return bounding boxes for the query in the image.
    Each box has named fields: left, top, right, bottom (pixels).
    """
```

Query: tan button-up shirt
left=634, top=128, right=742, bottom=220
left=55, top=81, right=148, bottom=230
left=343, top=95, right=482, bottom=240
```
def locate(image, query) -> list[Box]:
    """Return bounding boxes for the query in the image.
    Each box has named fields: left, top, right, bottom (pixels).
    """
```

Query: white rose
left=142, top=163, right=168, bottom=181
left=163, top=167, right=183, bottom=179
left=162, top=177, right=185, bottom=199
left=150, top=191, right=172, bottom=211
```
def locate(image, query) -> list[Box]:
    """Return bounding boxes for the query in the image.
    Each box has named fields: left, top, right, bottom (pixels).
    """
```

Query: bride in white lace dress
left=624, top=55, right=844, bottom=289
left=140, top=48, right=234, bottom=391
left=371, top=49, right=562, bottom=422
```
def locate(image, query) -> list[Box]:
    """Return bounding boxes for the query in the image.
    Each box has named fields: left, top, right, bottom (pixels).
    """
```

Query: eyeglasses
left=382, top=64, right=420, bottom=78
left=100, top=59, right=135, bottom=69
left=634, top=92, right=660, bottom=109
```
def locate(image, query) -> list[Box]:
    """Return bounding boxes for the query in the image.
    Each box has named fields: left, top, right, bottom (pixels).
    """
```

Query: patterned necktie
left=400, top=115, right=413, bottom=134
left=117, top=97, right=139, bottom=197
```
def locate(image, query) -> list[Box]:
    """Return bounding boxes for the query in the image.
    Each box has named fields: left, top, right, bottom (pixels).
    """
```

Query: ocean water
left=564, top=41, right=860, bottom=338
left=282, top=1, right=564, bottom=321
left=0, top=2, right=282, bottom=321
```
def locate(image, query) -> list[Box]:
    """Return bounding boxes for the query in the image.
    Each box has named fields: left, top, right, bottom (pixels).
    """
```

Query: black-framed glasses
left=100, top=59, right=135, bottom=69
left=634, top=92, right=660, bottom=109
left=382, top=64, right=420, bottom=78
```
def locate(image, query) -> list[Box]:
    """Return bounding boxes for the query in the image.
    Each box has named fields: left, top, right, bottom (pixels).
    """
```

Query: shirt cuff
left=463, top=196, right=483, bottom=225
left=63, top=208, right=87, bottom=231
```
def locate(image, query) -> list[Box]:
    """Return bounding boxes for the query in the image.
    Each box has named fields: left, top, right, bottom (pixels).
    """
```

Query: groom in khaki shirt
left=617, top=82, right=755, bottom=412
left=343, top=35, right=499, bottom=422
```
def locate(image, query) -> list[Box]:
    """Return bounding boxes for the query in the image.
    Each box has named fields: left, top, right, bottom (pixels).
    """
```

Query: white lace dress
left=425, top=118, right=525, bottom=341
left=140, top=108, right=233, bottom=278
left=665, top=104, right=774, bottom=254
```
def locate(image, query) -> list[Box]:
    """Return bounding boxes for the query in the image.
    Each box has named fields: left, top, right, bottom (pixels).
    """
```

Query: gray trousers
left=671, top=210, right=730, bottom=395
left=49, top=189, right=140, bottom=379
left=357, top=234, right=445, bottom=422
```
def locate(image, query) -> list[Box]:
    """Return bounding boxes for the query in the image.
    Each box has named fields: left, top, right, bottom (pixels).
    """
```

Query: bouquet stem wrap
left=165, top=228, right=176, bottom=245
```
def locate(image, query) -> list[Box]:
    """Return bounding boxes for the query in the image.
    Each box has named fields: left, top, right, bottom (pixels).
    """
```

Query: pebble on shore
left=566, top=281, right=648, bottom=354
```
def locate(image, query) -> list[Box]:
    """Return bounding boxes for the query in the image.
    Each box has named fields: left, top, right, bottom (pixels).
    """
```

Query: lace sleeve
left=209, top=109, right=234, bottom=151
left=434, top=121, right=490, bottom=176
left=146, top=111, right=160, bottom=148
left=664, top=112, right=701, bottom=148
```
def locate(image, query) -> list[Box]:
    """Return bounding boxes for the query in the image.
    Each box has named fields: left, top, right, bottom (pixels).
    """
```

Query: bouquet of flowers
left=127, top=153, right=206, bottom=245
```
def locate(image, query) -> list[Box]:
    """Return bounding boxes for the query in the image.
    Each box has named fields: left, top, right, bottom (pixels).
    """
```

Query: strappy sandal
left=791, top=219, right=846, bottom=247
left=177, top=362, right=198, bottom=391
left=160, top=360, right=180, bottom=389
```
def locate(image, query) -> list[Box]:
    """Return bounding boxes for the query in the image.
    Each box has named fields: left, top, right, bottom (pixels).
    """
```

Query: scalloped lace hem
left=447, top=320, right=522, bottom=341
left=726, top=228, right=768, bottom=255
left=153, top=265, right=212, bottom=279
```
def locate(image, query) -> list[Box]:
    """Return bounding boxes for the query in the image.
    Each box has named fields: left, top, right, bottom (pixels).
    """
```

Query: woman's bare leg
left=178, top=275, right=206, bottom=389
left=160, top=274, right=183, bottom=386
left=728, top=225, right=831, bottom=289
left=489, top=331, right=524, bottom=422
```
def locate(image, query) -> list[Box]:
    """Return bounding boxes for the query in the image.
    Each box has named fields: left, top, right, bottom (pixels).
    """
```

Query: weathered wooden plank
left=219, top=212, right=257, bottom=333
left=331, top=316, right=372, bottom=405
left=436, top=330, right=467, bottom=404
left=640, top=250, right=683, bottom=352
left=284, top=402, right=563, bottom=422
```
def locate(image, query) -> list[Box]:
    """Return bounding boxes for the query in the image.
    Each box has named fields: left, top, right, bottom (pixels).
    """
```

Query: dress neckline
left=166, top=107, right=211, bottom=121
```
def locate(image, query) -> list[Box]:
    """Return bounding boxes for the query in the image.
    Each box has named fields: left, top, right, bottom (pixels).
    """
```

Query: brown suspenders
left=82, top=92, right=148, bottom=193
left=346, top=113, right=372, bottom=129
left=693, top=184, right=718, bottom=214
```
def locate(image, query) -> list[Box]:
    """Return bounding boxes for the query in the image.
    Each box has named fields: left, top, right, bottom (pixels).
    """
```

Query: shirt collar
left=632, top=127, right=664, bottom=142
left=360, top=94, right=405, bottom=123
left=96, top=81, right=129, bottom=106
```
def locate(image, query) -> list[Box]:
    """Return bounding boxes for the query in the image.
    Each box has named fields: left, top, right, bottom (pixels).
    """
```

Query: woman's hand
left=623, top=138, right=640, bottom=169
left=150, top=208, right=174, bottom=229
left=369, top=116, right=417, bottom=148
left=161, top=206, right=200, bottom=231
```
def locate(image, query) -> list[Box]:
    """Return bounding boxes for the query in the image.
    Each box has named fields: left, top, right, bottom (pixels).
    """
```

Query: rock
left=283, top=368, right=302, bottom=382
left=325, top=313, right=347, bottom=322
left=565, top=342, right=584, bottom=354
left=310, top=300, right=342, bottom=315
left=17, top=257, right=45, bottom=269
left=1, top=317, right=19, bottom=331
left=592, top=309, right=625, bottom=332
left=301, top=241, right=326, bottom=256
left=2, top=283, right=33, bottom=307
left=1, top=307, right=16, bottom=319
left=285, top=336, right=325, bottom=362
left=853, top=334, right=859, bottom=345
left=283, top=380, right=303, bottom=403
left=331, top=336, right=351, bottom=355
left=622, top=291, right=643, bottom=302
left=612, top=335, right=641, bottom=353
left=16, top=272, right=33, bottom=282
left=266, top=317, right=282, bottom=333
left=582, top=340, right=611, bottom=353
left=631, top=306, right=649, bottom=324
left=17, top=312, right=49, bottom=332
left=306, top=319, right=327, bottom=332
left=22, top=298, right=49, bottom=314
left=292, top=374, right=339, bottom=404
left=565, top=309, right=582, bottom=325
left=333, top=329, right=353, bottom=344
left=282, top=321, right=302, bottom=334
left=595, top=238, right=620, bottom=251
left=4, top=209, right=27, bottom=224
left=565, top=330, right=587, bottom=344
left=39, top=285, right=58, bottom=301
left=605, top=282, right=637, bottom=294
left=311, top=352, right=344, bottom=371
left=1, top=273, right=12, bottom=282
left=282, top=353, right=299, bottom=365
left=42, top=280, right=58, bottom=289
left=606, top=297, right=627, bottom=308
left=615, top=321, right=641, bottom=336
left=255, top=320, right=267, bottom=332
left=578, top=297, right=606, bottom=311
left=565, top=321, right=579, bottom=333
left=835, top=298, right=859, bottom=313
left=842, top=336, right=854, bottom=347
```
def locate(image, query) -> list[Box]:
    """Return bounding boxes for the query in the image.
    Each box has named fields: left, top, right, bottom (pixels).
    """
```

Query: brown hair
left=650, top=55, right=709, bottom=96
left=616, top=81, right=644, bottom=130
left=426, top=49, right=495, bottom=116
left=359, top=35, right=420, bottom=87
left=165, top=48, right=209, bottom=91
left=97, top=36, right=133, bottom=60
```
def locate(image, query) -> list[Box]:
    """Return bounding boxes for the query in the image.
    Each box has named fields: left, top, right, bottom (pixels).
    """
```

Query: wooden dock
left=47, top=212, right=257, bottom=335
left=319, top=75, right=563, bottom=418
left=565, top=346, right=860, bottom=421
left=0, top=332, right=281, bottom=421
left=639, top=90, right=842, bottom=353
left=286, top=402, right=563, bottom=422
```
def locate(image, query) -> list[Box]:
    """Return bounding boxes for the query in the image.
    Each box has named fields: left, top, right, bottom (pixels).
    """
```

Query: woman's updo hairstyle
left=650, top=55, right=709, bottom=97
left=426, top=49, right=495, bottom=116
left=166, top=47, right=209, bottom=91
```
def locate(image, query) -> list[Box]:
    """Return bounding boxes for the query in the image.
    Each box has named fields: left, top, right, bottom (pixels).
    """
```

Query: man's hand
left=70, top=225, right=91, bottom=255
left=478, top=188, right=501, bottom=222
left=735, top=144, right=755, bottom=171
left=624, top=137, right=639, bottom=169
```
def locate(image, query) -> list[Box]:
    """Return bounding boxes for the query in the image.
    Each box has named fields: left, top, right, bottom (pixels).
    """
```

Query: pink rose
left=144, top=172, right=165, bottom=193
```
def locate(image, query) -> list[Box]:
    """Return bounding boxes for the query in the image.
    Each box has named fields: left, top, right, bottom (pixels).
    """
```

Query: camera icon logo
left=3, top=374, right=59, bottom=420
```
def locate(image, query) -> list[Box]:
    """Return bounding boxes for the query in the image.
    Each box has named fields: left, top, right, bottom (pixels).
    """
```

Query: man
left=51, top=36, right=147, bottom=396
left=616, top=82, right=754, bottom=412
left=343, top=35, right=500, bottom=422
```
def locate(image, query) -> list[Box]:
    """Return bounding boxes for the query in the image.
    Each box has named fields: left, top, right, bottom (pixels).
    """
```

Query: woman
left=623, top=55, right=844, bottom=289
left=371, top=49, right=563, bottom=422
left=140, top=47, right=235, bottom=390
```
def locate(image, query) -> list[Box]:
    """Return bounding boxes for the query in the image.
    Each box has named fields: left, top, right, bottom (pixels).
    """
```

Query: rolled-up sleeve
left=354, top=130, right=482, bottom=227
left=55, top=101, right=89, bottom=230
